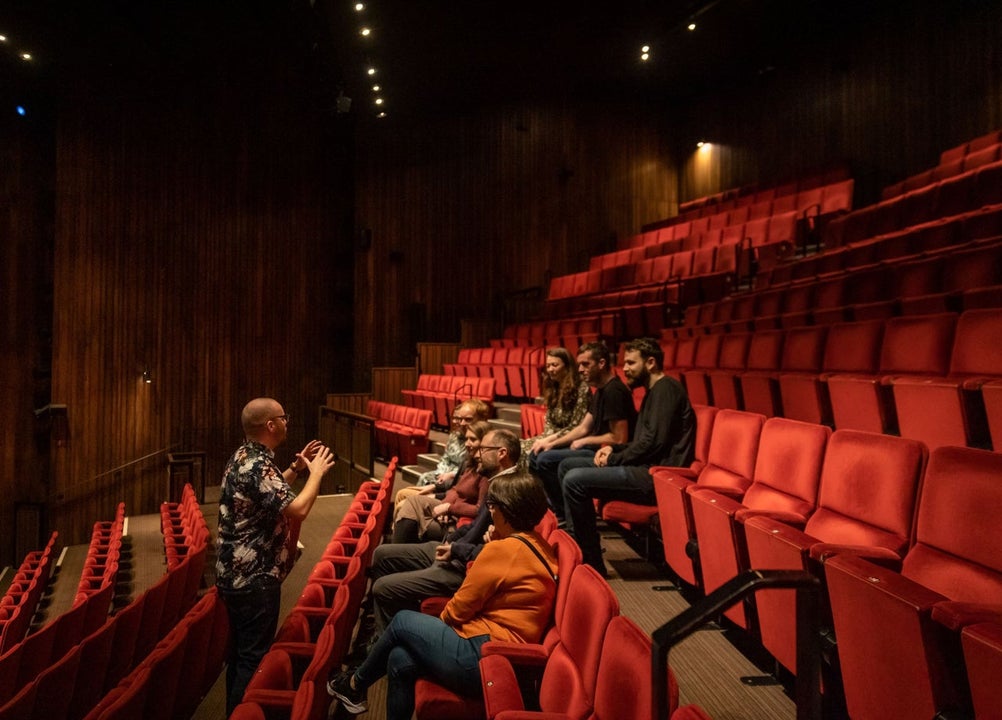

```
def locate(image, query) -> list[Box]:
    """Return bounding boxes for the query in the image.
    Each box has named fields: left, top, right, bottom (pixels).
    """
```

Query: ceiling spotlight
left=641, top=45, right=650, bottom=53
left=360, top=27, right=371, bottom=37
left=641, top=52, right=650, bottom=61
left=0, top=35, right=7, bottom=42
left=377, top=111, right=387, bottom=118
left=372, top=84, right=381, bottom=92
left=374, top=97, right=384, bottom=105
left=687, top=22, right=696, bottom=31
left=367, top=66, right=376, bottom=76
left=354, top=3, right=365, bottom=11
left=20, top=52, right=32, bottom=61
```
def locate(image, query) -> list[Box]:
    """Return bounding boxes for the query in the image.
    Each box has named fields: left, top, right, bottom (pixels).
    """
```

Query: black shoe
left=327, top=669, right=368, bottom=714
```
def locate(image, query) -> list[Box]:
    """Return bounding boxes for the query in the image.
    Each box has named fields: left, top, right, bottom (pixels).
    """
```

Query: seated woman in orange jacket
left=328, top=472, right=558, bottom=720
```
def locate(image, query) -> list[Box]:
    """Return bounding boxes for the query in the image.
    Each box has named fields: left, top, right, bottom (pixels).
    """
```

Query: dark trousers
left=219, top=583, right=282, bottom=716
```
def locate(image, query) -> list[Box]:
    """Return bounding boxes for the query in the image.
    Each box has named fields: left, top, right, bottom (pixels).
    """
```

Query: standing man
left=559, top=338, right=695, bottom=575
left=529, top=341, right=636, bottom=518
left=216, top=397, right=336, bottom=715
left=367, top=428, right=520, bottom=639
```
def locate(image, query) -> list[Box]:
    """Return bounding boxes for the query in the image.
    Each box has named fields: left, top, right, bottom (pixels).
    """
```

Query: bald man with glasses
left=216, top=397, right=336, bottom=714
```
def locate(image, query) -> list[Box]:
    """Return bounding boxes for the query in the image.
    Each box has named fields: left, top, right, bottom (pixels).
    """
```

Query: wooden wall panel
left=352, top=100, right=676, bottom=385
left=0, top=108, right=54, bottom=566
left=42, top=67, right=353, bottom=547
left=675, top=3, right=1002, bottom=206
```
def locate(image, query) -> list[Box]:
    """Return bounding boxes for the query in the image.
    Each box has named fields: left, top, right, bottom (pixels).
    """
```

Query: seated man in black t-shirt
left=528, top=341, right=636, bottom=519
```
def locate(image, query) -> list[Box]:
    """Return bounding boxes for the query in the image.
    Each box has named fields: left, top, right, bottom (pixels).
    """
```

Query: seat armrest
left=480, top=641, right=548, bottom=667
left=735, top=508, right=807, bottom=528
left=688, top=485, right=744, bottom=500
left=931, top=602, right=1002, bottom=631
left=479, top=654, right=526, bottom=718
left=808, top=543, right=902, bottom=569
left=420, top=596, right=450, bottom=616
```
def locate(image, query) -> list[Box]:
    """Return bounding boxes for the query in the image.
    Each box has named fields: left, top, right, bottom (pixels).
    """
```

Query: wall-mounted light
left=142, top=367, right=153, bottom=384
left=696, top=140, right=706, bottom=148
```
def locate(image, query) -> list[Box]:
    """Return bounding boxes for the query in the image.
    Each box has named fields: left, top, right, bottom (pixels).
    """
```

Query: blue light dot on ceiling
left=16, top=105, right=26, bottom=116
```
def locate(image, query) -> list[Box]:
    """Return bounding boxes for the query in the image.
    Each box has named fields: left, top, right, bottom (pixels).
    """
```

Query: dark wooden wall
left=1, top=104, right=54, bottom=566
left=675, top=2, right=1002, bottom=206
left=351, top=100, right=677, bottom=385
left=37, top=63, right=354, bottom=548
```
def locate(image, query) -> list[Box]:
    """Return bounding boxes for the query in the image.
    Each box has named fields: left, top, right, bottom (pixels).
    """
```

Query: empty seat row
left=75, top=504, right=126, bottom=602
left=883, top=133, right=1002, bottom=201
left=161, top=485, right=209, bottom=571
left=823, top=160, right=1002, bottom=249
left=0, top=531, right=59, bottom=655
left=235, top=460, right=398, bottom=720
left=401, top=375, right=495, bottom=428
left=366, top=399, right=432, bottom=465
left=445, top=345, right=549, bottom=400
left=647, top=407, right=1002, bottom=718
left=685, top=234, right=1002, bottom=334
left=662, top=310, right=1002, bottom=451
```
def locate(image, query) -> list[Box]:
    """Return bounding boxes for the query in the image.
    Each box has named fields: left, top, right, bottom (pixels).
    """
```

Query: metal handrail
left=652, top=569, right=822, bottom=720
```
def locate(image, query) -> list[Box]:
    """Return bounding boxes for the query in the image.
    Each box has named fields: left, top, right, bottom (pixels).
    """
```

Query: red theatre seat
left=825, top=445, right=1002, bottom=719
left=743, top=430, right=926, bottom=676
left=688, top=417, right=829, bottom=629
left=655, top=409, right=764, bottom=589
left=891, top=308, right=1002, bottom=450
left=961, top=621, right=1002, bottom=718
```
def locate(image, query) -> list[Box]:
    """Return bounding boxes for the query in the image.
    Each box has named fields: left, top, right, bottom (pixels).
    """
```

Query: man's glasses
left=270, top=414, right=291, bottom=424
left=475, top=445, right=502, bottom=454
left=452, top=415, right=475, bottom=423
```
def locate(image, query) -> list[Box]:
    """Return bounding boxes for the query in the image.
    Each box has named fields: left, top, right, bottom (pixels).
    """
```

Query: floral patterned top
left=416, top=431, right=467, bottom=487
left=520, top=380, right=591, bottom=467
left=215, top=440, right=295, bottom=591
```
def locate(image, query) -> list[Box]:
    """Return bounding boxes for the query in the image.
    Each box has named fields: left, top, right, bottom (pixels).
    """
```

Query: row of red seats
left=233, top=460, right=397, bottom=720
left=78, top=589, right=228, bottom=720
left=75, top=504, right=125, bottom=604
left=0, top=531, right=59, bottom=655
left=823, top=160, right=1002, bottom=250
left=661, top=310, right=1002, bottom=451
left=681, top=235, right=1002, bottom=336
left=634, top=178, right=852, bottom=256
left=675, top=167, right=850, bottom=219
left=610, top=408, right=1002, bottom=717
left=161, top=485, right=209, bottom=571
left=366, top=400, right=432, bottom=465
left=0, top=484, right=218, bottom=719
left=401, top=375, right=495, bottom=427
left=496, top=315, right=617, bottom=349
left=882, top=129, right=1002, bottom=201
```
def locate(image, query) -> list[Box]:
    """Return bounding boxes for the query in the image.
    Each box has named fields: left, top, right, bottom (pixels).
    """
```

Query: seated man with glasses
left=368, top=428, right=520, bottom=641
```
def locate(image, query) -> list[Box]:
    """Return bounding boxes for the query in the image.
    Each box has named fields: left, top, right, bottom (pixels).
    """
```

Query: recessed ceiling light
left=20, top=52, right=32, bottom=61
left=360, top=27, right=371, bottom=37
left=367, top=67, right=376, bottom=76
left=377, top=111, right=387, bottom=118
left=0, top=35, right=7, bottom=42
left=641, top=45, right=650, bottom=53
left=641, top=52, right=650, bottom=61
left=687, top=22, right=696, bottom=31
left=372, top=84, right=381, bottom=92
left=375, top=97, right=383, bottom=105
left=354, top=3, right=365, bottom=11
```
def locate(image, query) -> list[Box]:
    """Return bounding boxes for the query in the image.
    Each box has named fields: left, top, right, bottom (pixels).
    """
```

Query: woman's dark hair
left=540, top=347, right=581, bottom=413
left=486, top=473, right=550, bottom=532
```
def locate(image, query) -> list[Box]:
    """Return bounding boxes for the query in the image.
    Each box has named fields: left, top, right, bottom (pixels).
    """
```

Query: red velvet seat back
left=697, top=409, right=765, bottom=492
left=537, top=565, right=619, bottom=717
left=901, top=446, right=1002, bottom=602
left=879, top=313, right=956, bottom=374
left=822, top=319, right=883, bottom=373
left=804, top=430, right=926, bottom=552
left=591, top=616, right=679, bottom=720
left=948, top=308, right=1002, bottom=376
left=740, top=418, right=830, bottom=519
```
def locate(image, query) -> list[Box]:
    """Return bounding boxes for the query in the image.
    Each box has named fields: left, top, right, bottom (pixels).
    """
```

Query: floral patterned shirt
left=215, top=440, right=295, bottom=591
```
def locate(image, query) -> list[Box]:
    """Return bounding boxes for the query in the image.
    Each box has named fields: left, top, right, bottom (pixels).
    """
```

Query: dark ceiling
left=0, top=0, right=925, bottom=122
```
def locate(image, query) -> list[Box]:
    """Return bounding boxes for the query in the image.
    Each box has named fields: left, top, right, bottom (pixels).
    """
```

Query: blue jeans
left=529, top=448, right=596, bottom=518
left=219, top=583, right=282, bottom=716
left=354, top=610, right=490, bottom=720
left=559, top=457, right=654, bottom=573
